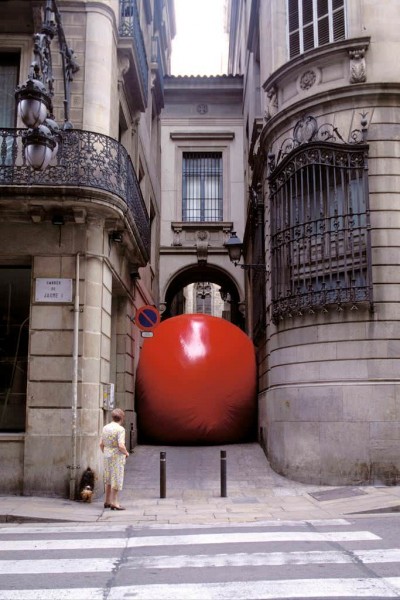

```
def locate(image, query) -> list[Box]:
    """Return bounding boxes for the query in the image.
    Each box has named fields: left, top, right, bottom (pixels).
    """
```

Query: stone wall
left=251, top=0, right=400, bottom=484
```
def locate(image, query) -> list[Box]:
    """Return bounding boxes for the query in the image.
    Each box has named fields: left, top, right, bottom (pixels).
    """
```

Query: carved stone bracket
left=118, top=55, right=131, bottom=79
left=264, top=85, right=278, bottom=122
left=349, top=46, right=367, bottom=84
left=172, top=225, right=182, bottom=246
left=196, top=230, right=209, bottom=264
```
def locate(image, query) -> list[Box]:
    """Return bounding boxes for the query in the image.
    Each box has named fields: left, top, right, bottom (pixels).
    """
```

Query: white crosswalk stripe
left=0, top=529, right=380, bottom=551
left=2, top=579, right=400, bottom=600
left=1, top=547, right=400, bottom=574
left=0, top=520, right=399, bottom=599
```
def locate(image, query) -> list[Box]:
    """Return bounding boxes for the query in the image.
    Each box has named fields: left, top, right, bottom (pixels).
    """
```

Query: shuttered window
left=182, top=152, right=223, bottom=222
left=288, top=0, right=346, bottom=58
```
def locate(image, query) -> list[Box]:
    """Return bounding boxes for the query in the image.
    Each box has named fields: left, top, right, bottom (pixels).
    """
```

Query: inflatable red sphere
left=136, top=314, right=257, bottom=444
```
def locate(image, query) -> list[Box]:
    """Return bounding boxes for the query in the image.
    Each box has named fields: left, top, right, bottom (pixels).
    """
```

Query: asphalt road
left=1, top=515, right=400, bottom=599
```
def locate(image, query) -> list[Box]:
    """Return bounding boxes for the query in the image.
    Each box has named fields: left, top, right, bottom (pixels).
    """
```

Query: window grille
left=288, top=0, right=346, bottom=58
left=269, top=124, right=372, bottom=322
left=195, top=282, right=212, bottom=314
left=182, top=152, right=223, bottom=222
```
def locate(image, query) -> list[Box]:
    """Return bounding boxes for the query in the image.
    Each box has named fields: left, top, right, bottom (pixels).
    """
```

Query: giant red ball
left=136, top=314, right=257, bottom=444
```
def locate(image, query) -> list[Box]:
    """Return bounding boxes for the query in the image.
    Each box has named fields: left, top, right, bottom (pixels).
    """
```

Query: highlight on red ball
left=135, top=314, right=257, bottom=444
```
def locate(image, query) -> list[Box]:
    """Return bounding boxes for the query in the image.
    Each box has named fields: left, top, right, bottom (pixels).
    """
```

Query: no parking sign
left=135, top=305, right=160, bottom=332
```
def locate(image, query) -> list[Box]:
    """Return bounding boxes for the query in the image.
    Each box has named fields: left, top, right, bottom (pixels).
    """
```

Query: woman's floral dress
left=101, top=421, right=126, bottom=491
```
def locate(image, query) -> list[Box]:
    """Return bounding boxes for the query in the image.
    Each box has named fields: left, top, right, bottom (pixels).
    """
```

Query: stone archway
left=161, top=264, right=244, bottom=329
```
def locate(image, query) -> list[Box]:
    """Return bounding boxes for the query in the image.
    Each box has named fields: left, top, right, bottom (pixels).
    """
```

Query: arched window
left=268, top=116, right=372, bottom=322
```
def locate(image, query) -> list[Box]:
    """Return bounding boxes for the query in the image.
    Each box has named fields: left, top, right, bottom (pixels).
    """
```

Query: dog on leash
left=79, top=467, right=95, bottom=503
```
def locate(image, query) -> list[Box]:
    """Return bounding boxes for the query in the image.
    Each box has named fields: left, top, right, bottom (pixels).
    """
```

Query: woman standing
left=100, top=408, right=129, bottom=510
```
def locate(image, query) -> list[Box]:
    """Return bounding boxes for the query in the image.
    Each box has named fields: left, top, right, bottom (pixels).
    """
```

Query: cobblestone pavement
left=1, top=443, right=400, bottom=525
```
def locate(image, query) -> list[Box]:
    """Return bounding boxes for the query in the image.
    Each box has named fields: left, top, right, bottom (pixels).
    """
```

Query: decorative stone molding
left=196, top=230, right=210, bottom=264
left=299, top=69, right=317, bottom=90
left=349, top=47, right=367, bottom=84
left=261, top=37, right=370, bottom=114
left=197, top=103, right=209, bottom=114
left=170, top=132, right=234, bottom=141
left=264, top=85, right=278, bottom=121
left=118, top=55, right=130, bottom=78
left=171, top=222, right=234, bottom=251
left=172, top=226, right=182, bottom=246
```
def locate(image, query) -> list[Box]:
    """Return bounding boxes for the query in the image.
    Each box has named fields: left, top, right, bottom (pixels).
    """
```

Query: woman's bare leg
left=104, top=484, right=112, bottom=505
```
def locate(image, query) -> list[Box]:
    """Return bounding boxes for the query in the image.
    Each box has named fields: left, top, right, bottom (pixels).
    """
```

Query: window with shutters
left=288, top=0, right=346, bottom=59
left=182, top=152, right=223, bottom=222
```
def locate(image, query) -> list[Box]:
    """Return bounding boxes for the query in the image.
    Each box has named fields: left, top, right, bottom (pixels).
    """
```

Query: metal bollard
left=129, top=423, right=134, bottom=453
left=220, top=450, right=227, bottom=497
left=160, top=451, right=166, bottom=498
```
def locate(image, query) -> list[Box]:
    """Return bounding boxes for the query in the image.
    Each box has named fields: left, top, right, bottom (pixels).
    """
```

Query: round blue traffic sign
left=135, top=305, right=160, bottom=331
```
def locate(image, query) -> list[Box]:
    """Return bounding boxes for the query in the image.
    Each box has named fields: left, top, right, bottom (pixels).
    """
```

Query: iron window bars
left=182, top=152, right=223, bottom=222
left=268, top=115, right=372, bottom=323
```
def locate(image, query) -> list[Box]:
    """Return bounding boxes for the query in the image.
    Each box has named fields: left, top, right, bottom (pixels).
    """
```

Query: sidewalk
left=1, top=444, right=400, bottom=526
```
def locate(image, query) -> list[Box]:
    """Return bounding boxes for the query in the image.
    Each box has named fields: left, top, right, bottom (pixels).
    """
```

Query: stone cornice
left=262, top=37, right=371, bottom=92
left=170, top=132, right=235, bottom=141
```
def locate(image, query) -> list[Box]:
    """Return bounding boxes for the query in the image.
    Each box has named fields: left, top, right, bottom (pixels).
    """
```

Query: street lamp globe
left=15, top=78, right=52, bottom=128
left=23, top=124, right=57, bottom=171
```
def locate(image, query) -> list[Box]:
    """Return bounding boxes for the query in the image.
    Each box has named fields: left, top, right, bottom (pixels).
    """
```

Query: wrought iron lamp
left=15, top=0, right=79, bottom=170
left=225, top=232, right=268, bottom=272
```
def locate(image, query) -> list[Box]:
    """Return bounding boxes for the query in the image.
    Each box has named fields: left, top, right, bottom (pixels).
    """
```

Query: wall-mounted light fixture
left=219, top=288, right=232, bottom=302
left=225, top=231, right=268, bottom=273
left=15, top=0, right=79, bottom=170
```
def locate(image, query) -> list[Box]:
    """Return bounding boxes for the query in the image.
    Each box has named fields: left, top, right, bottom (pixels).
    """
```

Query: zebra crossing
left=0, top=518, right=400, bottom=599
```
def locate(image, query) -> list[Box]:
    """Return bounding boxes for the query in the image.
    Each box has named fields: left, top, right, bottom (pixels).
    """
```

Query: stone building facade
left=228, top=0, right=400, bottom=485
left=159, top=75, right=247, bottom=330
left=0, top=0, right=175, bottom=496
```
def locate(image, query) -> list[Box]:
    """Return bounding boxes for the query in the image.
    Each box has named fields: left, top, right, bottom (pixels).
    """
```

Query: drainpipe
left=69, top=252, right=80, bottom=501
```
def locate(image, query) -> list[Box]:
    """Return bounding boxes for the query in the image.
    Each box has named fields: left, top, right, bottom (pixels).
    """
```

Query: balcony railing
left=0, top=128, right=150, bottom=258
left=119, top=0, right=148, bottom=104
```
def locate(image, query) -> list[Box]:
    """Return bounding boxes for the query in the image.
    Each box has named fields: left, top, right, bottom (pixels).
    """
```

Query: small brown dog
left=80, top=485, right=94, bottom=503
left=79, top=467, right=95, bottom=502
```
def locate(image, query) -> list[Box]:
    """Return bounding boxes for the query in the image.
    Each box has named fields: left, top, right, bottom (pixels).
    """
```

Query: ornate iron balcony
left=0, top=128, right=150, bottom=258
left=119, top=0, right=148, bottom=104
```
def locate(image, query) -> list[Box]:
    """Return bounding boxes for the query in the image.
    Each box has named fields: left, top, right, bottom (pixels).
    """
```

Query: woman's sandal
left=110, top=505, right=126, bottom=511
left=104, top=503, right=111, bottom=508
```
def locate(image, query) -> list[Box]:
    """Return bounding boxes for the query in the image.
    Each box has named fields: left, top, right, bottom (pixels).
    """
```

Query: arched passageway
left=135, top=265, right=256, bottom=445
left=162, top=264, right=244, bottom=329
